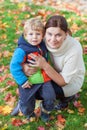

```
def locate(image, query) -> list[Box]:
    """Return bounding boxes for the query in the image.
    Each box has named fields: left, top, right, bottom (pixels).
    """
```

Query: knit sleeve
left=60, top=50, right=81, bottom=83
left=10, top=48, right=28, bottom=85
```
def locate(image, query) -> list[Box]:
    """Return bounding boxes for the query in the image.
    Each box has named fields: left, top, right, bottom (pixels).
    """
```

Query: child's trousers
left=18, top=81, right=56, bottom=116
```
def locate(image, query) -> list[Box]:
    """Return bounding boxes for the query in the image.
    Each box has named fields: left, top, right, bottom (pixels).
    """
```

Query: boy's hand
left=22, top=81, right=32, bottom=88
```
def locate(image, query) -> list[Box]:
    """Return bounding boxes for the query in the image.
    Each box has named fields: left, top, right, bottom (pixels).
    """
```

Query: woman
left=27, top=15, right=85, bottom=110
left=11, top=15, right=85, bottom=116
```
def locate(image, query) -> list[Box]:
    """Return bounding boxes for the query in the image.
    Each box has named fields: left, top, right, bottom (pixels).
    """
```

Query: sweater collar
left=46, top=35, right=71, bottom=56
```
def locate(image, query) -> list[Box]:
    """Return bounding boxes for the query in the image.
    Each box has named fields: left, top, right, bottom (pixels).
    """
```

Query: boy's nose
left=33, top=34, right=37, bottom=38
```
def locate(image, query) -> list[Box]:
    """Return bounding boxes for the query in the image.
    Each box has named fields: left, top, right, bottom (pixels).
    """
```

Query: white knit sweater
left=46, top=35, right=85, bottom=97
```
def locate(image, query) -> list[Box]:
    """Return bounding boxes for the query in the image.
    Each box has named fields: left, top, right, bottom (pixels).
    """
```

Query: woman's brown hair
left=45, top=15, right=72, bottom=35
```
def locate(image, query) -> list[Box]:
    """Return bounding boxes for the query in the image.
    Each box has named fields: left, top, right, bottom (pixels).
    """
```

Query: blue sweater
left=10, top=35, right=50, bottom=86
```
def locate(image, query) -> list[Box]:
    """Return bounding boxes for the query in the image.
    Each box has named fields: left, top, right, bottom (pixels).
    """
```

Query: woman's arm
left=28, top=54, right=67, bottom=86
left=43, top=62, right=66, bottom=86
left=22, top=63, right=38, bottom=76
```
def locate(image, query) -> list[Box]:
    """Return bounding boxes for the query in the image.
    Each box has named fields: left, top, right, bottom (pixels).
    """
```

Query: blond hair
left=23, top=17, right=45, bottom=36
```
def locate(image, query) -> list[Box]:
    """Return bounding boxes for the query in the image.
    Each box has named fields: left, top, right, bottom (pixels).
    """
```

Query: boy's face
left=25, top=28, right=43, bottom=46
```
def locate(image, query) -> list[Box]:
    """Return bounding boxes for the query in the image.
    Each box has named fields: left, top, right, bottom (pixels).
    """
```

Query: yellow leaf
left=71, top=24, right=79, bottom=33
left=18, top=3, right=26, bottom=8
left=81, top=17, right=87, bottom=23
left=0, top=106, right=3, bottom=113
left=1, top=124, right=8, bottom=130
left=84, top=123, right=87, bottom=128
left=0, top=34, right=7, bottom=40
left=0, top=22, right=9, bottom=29
left=2, top=105, right=12, bottom=115
left=3, top=50, right=13, bottom=57
left=67, top=109, right=74, bottom=114
left=29, top=117, right=36, bottom=122
left=0, top=120, right=2, bottom=124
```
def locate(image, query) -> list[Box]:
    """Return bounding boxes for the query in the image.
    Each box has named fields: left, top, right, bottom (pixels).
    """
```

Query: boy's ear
left=21, top=20, right=26, bottom=27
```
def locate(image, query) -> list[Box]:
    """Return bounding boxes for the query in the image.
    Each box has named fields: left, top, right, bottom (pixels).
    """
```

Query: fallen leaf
left=0, top=85, right=11, bottom=93
left=67, top=109, right=74, bottom=114
left=2, top=105, right=12, bottom=115
left=0, top=52, right=2, bottom=58
left=45, top=122, right=51, bottom=127
left=83, top=45, right=87, bottom=54
left=0, top=74, right=10, bottom=82
left=75, top=93, right=80, bottom=99
left=84, top=123, right=87, bottom=128
left=38, top=9, right=46, bottom=17
left=0, top=65, right=4, bottom=72
left=65, top=4, right=81, bottom=15
left=49, top=115, right=55, bottom=120
left=57, top=114, right=66, bottom=124
left=0, top=0, right=4, bottom=3
left=0, top=106, right=3, bottom=113
left=56, top=121, right=65, bottom=130
left=73, top=100, right=82, bottom=108
left=3, top=50, right=13, bottom=57
left=5, top=96, right=16, bottom=107
left=29, top=117, right=36, bottom=122
left=1, top=124, right=8, bottom=130
left=71, top=24, right=80, bottom=33
left=81, top=17, right=87, bottom=23
left=6, top=80, right=16, bottom=86
left=4, top=93, right=12, bottom=101
left=37, top=126, right=45, bottom=130
left=0, top=120, right=2, bottom=126
left=11, top=118, right=24, bottom=126
left=1, top=34, right=7, bottom=40
left=78, top=107, right=85, bottom=113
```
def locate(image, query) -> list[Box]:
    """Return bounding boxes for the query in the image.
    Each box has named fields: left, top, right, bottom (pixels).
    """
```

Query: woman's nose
left=51, top=35, right=56, bottom=41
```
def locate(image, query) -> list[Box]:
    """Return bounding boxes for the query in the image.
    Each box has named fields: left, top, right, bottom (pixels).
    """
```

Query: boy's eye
left=29, top=33, right=33, bottom=35
left=36, top=33, right=40, bottom=35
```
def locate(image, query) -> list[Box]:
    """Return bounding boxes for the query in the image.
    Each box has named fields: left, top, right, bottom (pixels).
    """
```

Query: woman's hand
left=26, top=54, right=66, bottom=86
left=22, top=63, right=38, bottom=76
left=27, top=54, right=47, bottom=69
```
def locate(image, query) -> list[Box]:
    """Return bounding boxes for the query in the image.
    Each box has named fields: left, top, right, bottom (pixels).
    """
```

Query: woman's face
left=45, top=27, right=67, bottom=49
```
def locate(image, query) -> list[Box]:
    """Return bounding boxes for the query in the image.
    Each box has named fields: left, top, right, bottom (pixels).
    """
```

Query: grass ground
left=0, top=0, right=87, bottom=130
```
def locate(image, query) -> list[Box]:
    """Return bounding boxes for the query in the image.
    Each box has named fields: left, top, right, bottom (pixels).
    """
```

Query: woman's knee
left=42, top=100, right=54, bottom=111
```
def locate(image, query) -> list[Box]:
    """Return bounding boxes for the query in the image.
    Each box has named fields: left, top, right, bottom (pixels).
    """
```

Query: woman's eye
left=56, top=34, right=61, bottom=37
left=48, top=33, right=52, bottom=36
